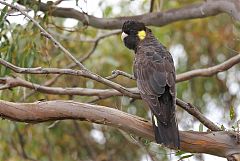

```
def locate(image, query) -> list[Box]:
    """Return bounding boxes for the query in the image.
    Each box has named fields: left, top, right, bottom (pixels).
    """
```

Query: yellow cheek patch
left=137, top=30, right=146, bottom=40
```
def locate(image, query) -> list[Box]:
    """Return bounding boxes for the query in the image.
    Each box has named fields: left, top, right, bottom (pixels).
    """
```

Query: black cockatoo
left=121, top=20, right=180, bottom=148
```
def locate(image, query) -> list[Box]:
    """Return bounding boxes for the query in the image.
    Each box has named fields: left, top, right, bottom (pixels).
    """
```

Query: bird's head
left=121, top=20, right=147, bottom=50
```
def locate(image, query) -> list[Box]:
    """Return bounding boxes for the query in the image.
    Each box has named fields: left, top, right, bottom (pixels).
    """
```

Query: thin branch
left=15, top=124, right=27, bottom=159
left=49, top=29, right=121, bottom=43
left=72, top=121, right=98, bottom=160
left=119, top=130, right=158, bottom=161
left=0, top=76, right=126, bottom=97
left=176, top=99, right=221, bottom=131
left=108, top=53, right=240, bottom=82
left=158, top=0, right=164, bottom=12
left=15, top=124, right=37, bottom=161
left=43, top=130, right=53, bottom=161
left=149, top=0, right=155, bottom=13
left=0, top=76, right=221, bottom=131
left=176, top=54, right=240, bottom=82
left=0, top=1, right=86, bottom=70
left=18, top=0, right=240, bottom=29
left=0, top=58, right=139, bottom=98
left=87, top=95, right=117, bottom=103
left=53, top=0, right=65, bottom=5
left=81, top=30, right=121, bottom=42
left=19, top=74, right=60, bottom=101
left=1, top=53, right=239, bottom=131
left=0, top=51, right=239, bottom=131
left=19, top=31, right=120, bottom=101
left=1, top=53, right=239, bottom=90
left=0, top=100, right=239, bottom=158
left=57, top=29, right=118, bottom=69
left=106, top=70, right=136, bottom=80
left=95, top=53, right=240, bottom=83
left=76, top=36, right=101, bottom=63
left=19, top=36, right=101, bottom=101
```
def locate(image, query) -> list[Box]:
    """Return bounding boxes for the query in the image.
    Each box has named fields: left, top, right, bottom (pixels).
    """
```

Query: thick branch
left=0, top=100, right=239, bottom=158
left=0, top=53, right=237, bottom=131
left=0, top=76, right=225, bottom=131
left=19, top=0, right=240, bottom=29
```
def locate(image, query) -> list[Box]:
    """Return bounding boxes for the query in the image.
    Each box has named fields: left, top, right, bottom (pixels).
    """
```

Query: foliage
left=0, top=0, right=239, bottom=161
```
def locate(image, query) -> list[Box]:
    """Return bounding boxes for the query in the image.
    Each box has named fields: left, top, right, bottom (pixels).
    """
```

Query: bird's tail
left=152, top=114, right=180, bottom=149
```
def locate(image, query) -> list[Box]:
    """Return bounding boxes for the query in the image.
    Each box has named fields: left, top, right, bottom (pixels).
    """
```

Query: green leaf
left=0, top=45, right=8, bottom=53
left=199, top=123, right=203, bottom=132
left=0, top=44, right=14, bottom=76
left=175, top=150, right=187, bottom=156
left=0, top=6, right=8, bottom=28
left=178, top=154, right=194, bottom=160
left=230, top=106, right=235, bottom=120
left=104, top=6, right=112, bottom=17
left=27, top=51, right=35, bottom=67
left=76, top=0, right=79, bottom=6
left=221, top=125, right=226, bottom=131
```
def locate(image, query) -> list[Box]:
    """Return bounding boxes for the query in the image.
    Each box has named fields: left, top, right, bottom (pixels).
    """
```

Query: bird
left=121, top=20, right=180, bottom=148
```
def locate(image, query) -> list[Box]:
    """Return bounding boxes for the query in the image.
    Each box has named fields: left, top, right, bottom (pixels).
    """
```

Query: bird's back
left=121, top=20, right=179, bottom=148
left=134, top=31, right=180, bottom=148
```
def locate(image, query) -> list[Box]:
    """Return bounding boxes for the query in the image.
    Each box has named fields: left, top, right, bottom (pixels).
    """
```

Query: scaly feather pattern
left=134, top=30, right=180, bottom=148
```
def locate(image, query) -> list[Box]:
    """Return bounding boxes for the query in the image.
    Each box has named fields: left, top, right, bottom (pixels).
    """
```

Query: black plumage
left=121, top=20, right=180, bottom=148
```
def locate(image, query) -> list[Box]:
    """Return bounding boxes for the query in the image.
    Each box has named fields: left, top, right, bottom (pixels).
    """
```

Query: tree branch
left=0, top=58, right=140, bottom=98
left=72, top=121, right=98, bottom=160
left=0, top=76, right=126, bottom=97
left=149, top=0, right=155, bottom=13
left=0, top=100, right=239, bottom=158
left=15, top=124, right=37, bottom=161
left=0, top=1, right=86, bottom=70
left=176, top=53, right=240, bottom=82
left=18, top=0, right=240, bottom=29
left=19, top=28, right=112, bottom=101
left=49, top=29, right=121, bottom=43
left=1, top=52, right=239, bottom=92
left=0, top=53, right=238, bottom=131
left=176, top=98, right=221, bottom=131
left=0, top=75, right=226, bottom=131
left=106, top=70, right=136, bottom=80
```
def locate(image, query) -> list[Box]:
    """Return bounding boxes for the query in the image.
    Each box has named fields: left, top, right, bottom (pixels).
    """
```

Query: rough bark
left=0, top=100, right=239, bottom=159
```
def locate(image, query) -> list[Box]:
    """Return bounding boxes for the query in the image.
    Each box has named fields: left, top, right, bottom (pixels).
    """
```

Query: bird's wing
left=135, top=46, right=176, bottom=124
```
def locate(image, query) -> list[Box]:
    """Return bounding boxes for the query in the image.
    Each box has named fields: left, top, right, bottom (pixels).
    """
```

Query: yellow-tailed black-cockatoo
left=121, top=20, right=180, bottom=148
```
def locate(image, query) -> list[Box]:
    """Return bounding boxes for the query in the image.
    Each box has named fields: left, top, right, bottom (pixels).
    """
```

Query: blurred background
left=0, top=0, right=239, bottom=160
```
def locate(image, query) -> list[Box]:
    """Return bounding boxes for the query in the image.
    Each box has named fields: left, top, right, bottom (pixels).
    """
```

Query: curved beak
left=121, top=32, right=128, bottom=41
